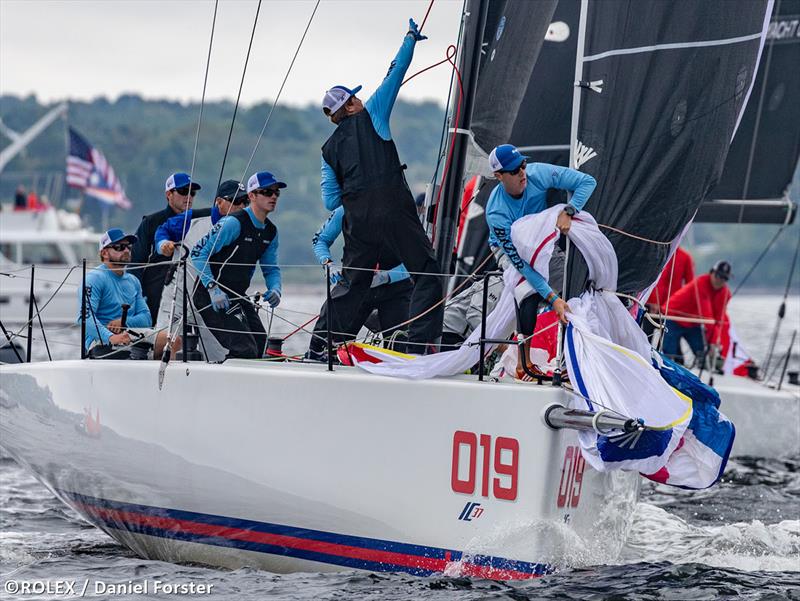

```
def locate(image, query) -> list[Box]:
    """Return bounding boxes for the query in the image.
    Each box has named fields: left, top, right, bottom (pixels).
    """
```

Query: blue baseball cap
left=322, top=85, right=363, bottom=115
left=488, top=144, right=530, bottom=173
left=165, top=172, right=201, bottom=192
left=99, top=228, right=137, bottom=251
left=247, top=171, right=287, bottom=193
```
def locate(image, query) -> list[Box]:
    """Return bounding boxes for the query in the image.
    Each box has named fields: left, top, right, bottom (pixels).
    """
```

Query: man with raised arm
left=319, top=18, right=441, bottom=355
left=485, top=144, right=597, bottom=380
left=190, top=171, right=283, bottom=360
left=131, top=172, right=202, bottom=324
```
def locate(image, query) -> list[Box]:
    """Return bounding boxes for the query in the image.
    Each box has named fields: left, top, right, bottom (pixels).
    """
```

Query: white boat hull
left=0, top=360, right=639, bottom=578
left=713, top=373, right=800, bottom=458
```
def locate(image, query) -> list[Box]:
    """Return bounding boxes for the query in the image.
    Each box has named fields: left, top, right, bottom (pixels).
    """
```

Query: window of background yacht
left=0, top=242, right=17, bottom=263
left=20, top=243, right=63, bottom=265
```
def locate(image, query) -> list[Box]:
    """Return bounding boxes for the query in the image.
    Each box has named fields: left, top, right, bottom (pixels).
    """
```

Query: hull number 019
left=451, top=431, right=519, bottom=500
left=557, top=445, right=586, bottom=508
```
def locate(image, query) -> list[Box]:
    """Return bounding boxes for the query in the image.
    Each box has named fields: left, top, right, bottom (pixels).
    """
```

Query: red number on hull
left=556, top=445, right=586, bottom=508
left=451, top=431, right=518, bottom=501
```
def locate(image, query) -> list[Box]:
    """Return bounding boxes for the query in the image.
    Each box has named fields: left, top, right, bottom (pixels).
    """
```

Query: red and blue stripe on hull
left=61, top=491, right=550, bottom=580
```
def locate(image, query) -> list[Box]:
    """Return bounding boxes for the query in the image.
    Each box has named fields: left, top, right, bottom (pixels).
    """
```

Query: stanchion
left=81, top=259, right=87, bottom=360
left=182, top=258, right=188, bottom=363
left=325, top=263, right=333, bottom=372
left=26, top=264, right=34, bottom=363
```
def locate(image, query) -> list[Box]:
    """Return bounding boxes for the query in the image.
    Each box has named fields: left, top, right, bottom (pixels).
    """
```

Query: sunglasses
left=108, top=243, right=131, bottom=251
left=173, top=187, right=197, bottom=197
left=500, top=161, right=527, bottom=176
left=255, top=188, right=280, bottom=198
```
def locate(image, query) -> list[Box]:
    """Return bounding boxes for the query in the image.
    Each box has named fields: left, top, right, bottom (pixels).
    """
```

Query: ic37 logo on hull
left=458, top=502, right=484, bottom=521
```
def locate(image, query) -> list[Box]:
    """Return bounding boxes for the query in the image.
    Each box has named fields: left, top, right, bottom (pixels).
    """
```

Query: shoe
left=515, top=364, right=548, bottom=382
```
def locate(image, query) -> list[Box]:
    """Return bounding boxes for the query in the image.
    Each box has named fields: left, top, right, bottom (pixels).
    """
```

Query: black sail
left=566, top=0, right=773, bottom=297
left=455, top=0, right=573, bottom=276
left=696, top=0, right=800, bottom=224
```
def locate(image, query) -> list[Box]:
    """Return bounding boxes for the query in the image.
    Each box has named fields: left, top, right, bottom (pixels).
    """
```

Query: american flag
left=66, top=127, right=131, bottom=209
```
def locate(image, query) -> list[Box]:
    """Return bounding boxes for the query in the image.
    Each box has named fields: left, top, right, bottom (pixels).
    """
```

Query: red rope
left=419, top=0, right=435, bottom=32
left=430, top=45, right=463, bottom=243
left=281, top=314, right=320, bottom=341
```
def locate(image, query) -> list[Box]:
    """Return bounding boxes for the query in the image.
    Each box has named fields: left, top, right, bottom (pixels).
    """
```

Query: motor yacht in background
left=0, top=205, right=99, bottom=325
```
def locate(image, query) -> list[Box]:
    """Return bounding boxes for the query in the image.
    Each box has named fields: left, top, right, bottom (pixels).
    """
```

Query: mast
left=0, top=103, right=68, bottom=173
left=433, top=0, right=490, bottom=275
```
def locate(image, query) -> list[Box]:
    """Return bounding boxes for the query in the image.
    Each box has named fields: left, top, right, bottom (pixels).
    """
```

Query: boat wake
left=621, top=502, right=800, bottom=572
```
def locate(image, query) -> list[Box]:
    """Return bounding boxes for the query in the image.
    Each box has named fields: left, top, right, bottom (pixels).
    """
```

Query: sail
left=455, top=0, right=576, bottom=277
left=566, top=0, right=773, bottom=297
left=696, top=0, right=800, bottom=224
left=463, top=0, right=558, bottom=177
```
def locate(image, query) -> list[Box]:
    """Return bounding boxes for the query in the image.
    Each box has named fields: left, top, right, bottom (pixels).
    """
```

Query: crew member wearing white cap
left=131, top=172, right=203, bottom=324
left=319, top=18, right=442, bottom=354
left=78, top=228, right=176, bottom=359
left=485, top=144, right=597, bottom=379
left=190, top=171, right=284, bottom=359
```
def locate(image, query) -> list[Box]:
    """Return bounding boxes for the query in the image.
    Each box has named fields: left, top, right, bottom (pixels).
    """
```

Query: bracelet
left=545, top=292, right=558, bottom=306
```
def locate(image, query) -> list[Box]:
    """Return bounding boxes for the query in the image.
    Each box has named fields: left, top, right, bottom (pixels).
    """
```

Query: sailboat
left=0, top=0, right=775, bottom=577
left=454, top=0, right=800, bottom=458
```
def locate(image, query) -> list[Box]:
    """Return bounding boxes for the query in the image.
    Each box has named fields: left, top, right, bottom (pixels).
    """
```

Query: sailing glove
left=330, top=271, right=343, bottom=286
left=370, top=271, right=391, bottom=288
left=265, top=289, right=281, bottom=308
left=209, top=286, right=230, bottom=312
left=408, top=18, right=427, bottom=41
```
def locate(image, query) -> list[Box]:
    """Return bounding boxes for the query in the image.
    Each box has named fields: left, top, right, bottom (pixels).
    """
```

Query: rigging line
left=763, top=232, right=800, bottom=372
left=188, top=0, right=320, bottom=331
left=12, top=265, right=77, bottom=338
left=167, top=0, right=219, bottom=350
left=430, top=44, right=464, bottom=244
left=731, top=223, right=787, bottom=296
left=239, top=0, right=321, bottom=181
left=215, top=0, right=262, bottom=193
left=597, top=223, right=673, bottom=246
left=419, top=0, right=435, bottom=32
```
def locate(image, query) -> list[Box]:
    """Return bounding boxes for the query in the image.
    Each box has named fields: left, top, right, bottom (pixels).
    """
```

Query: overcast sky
left=0, top=0, right=464, bottom=108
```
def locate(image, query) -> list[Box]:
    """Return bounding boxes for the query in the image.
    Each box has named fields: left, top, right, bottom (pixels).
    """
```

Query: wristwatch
left=207, top=282, right=218, bottom=290
left=563, top=205, right=577, bottom=217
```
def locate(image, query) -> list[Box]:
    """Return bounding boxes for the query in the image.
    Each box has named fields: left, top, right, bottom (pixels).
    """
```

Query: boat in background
left=0, top=205, right=99, bottom=325
left=0, top=0, right=776, bottom=577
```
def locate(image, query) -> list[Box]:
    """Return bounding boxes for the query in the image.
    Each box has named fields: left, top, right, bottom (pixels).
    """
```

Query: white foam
left=621, top=502, right=800, bottom=572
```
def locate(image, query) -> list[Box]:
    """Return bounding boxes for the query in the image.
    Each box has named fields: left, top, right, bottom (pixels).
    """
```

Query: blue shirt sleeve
left=260, top=230, right=281, bottom=295
left=385, top=263, right=410, bottom=283
left=528, top=163, right=597, bottom=211
left=190, top=216, right=242, bottom=288
left=79, top=270, right=113, bottom=345
left=126, top=278, right=152, bottom=329
left=365, top=33, right=416, bottom=140
left=485, top=210, right=554, bottom=299
left=321, top=156, right=343, bottom=211
left=312, top=207, right=344, bottom=264
left=155, top=209, right=193, bottom=255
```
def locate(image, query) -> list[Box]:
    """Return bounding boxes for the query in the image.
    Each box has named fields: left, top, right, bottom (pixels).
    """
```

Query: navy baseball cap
left=216, top=180, right=248, bottom=202
left=322, top=85, right=363, bottom=115
left=711, top=260, right=733, bottom=281
left=165, top=172, right=201, bottom=192
left=247, top=171, right=287, bottom=193
left=99, top=228, right=137, bottom=251
left=488, top=144, right=530, bottom=173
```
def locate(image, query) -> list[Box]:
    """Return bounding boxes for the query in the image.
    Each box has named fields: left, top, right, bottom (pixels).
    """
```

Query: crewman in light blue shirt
left=190, top=171, right=283, bottom=359
left=79, top=228, right=176, bottom=359
left=485, top=144, right=597, bottom=379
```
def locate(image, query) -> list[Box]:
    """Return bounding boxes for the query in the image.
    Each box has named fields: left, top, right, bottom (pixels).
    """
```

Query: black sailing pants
left=194, top=285, right=266, bottom=359
left=340, top=183, right=444, bottom=353
left=309, top=279, right=413, bottom=355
